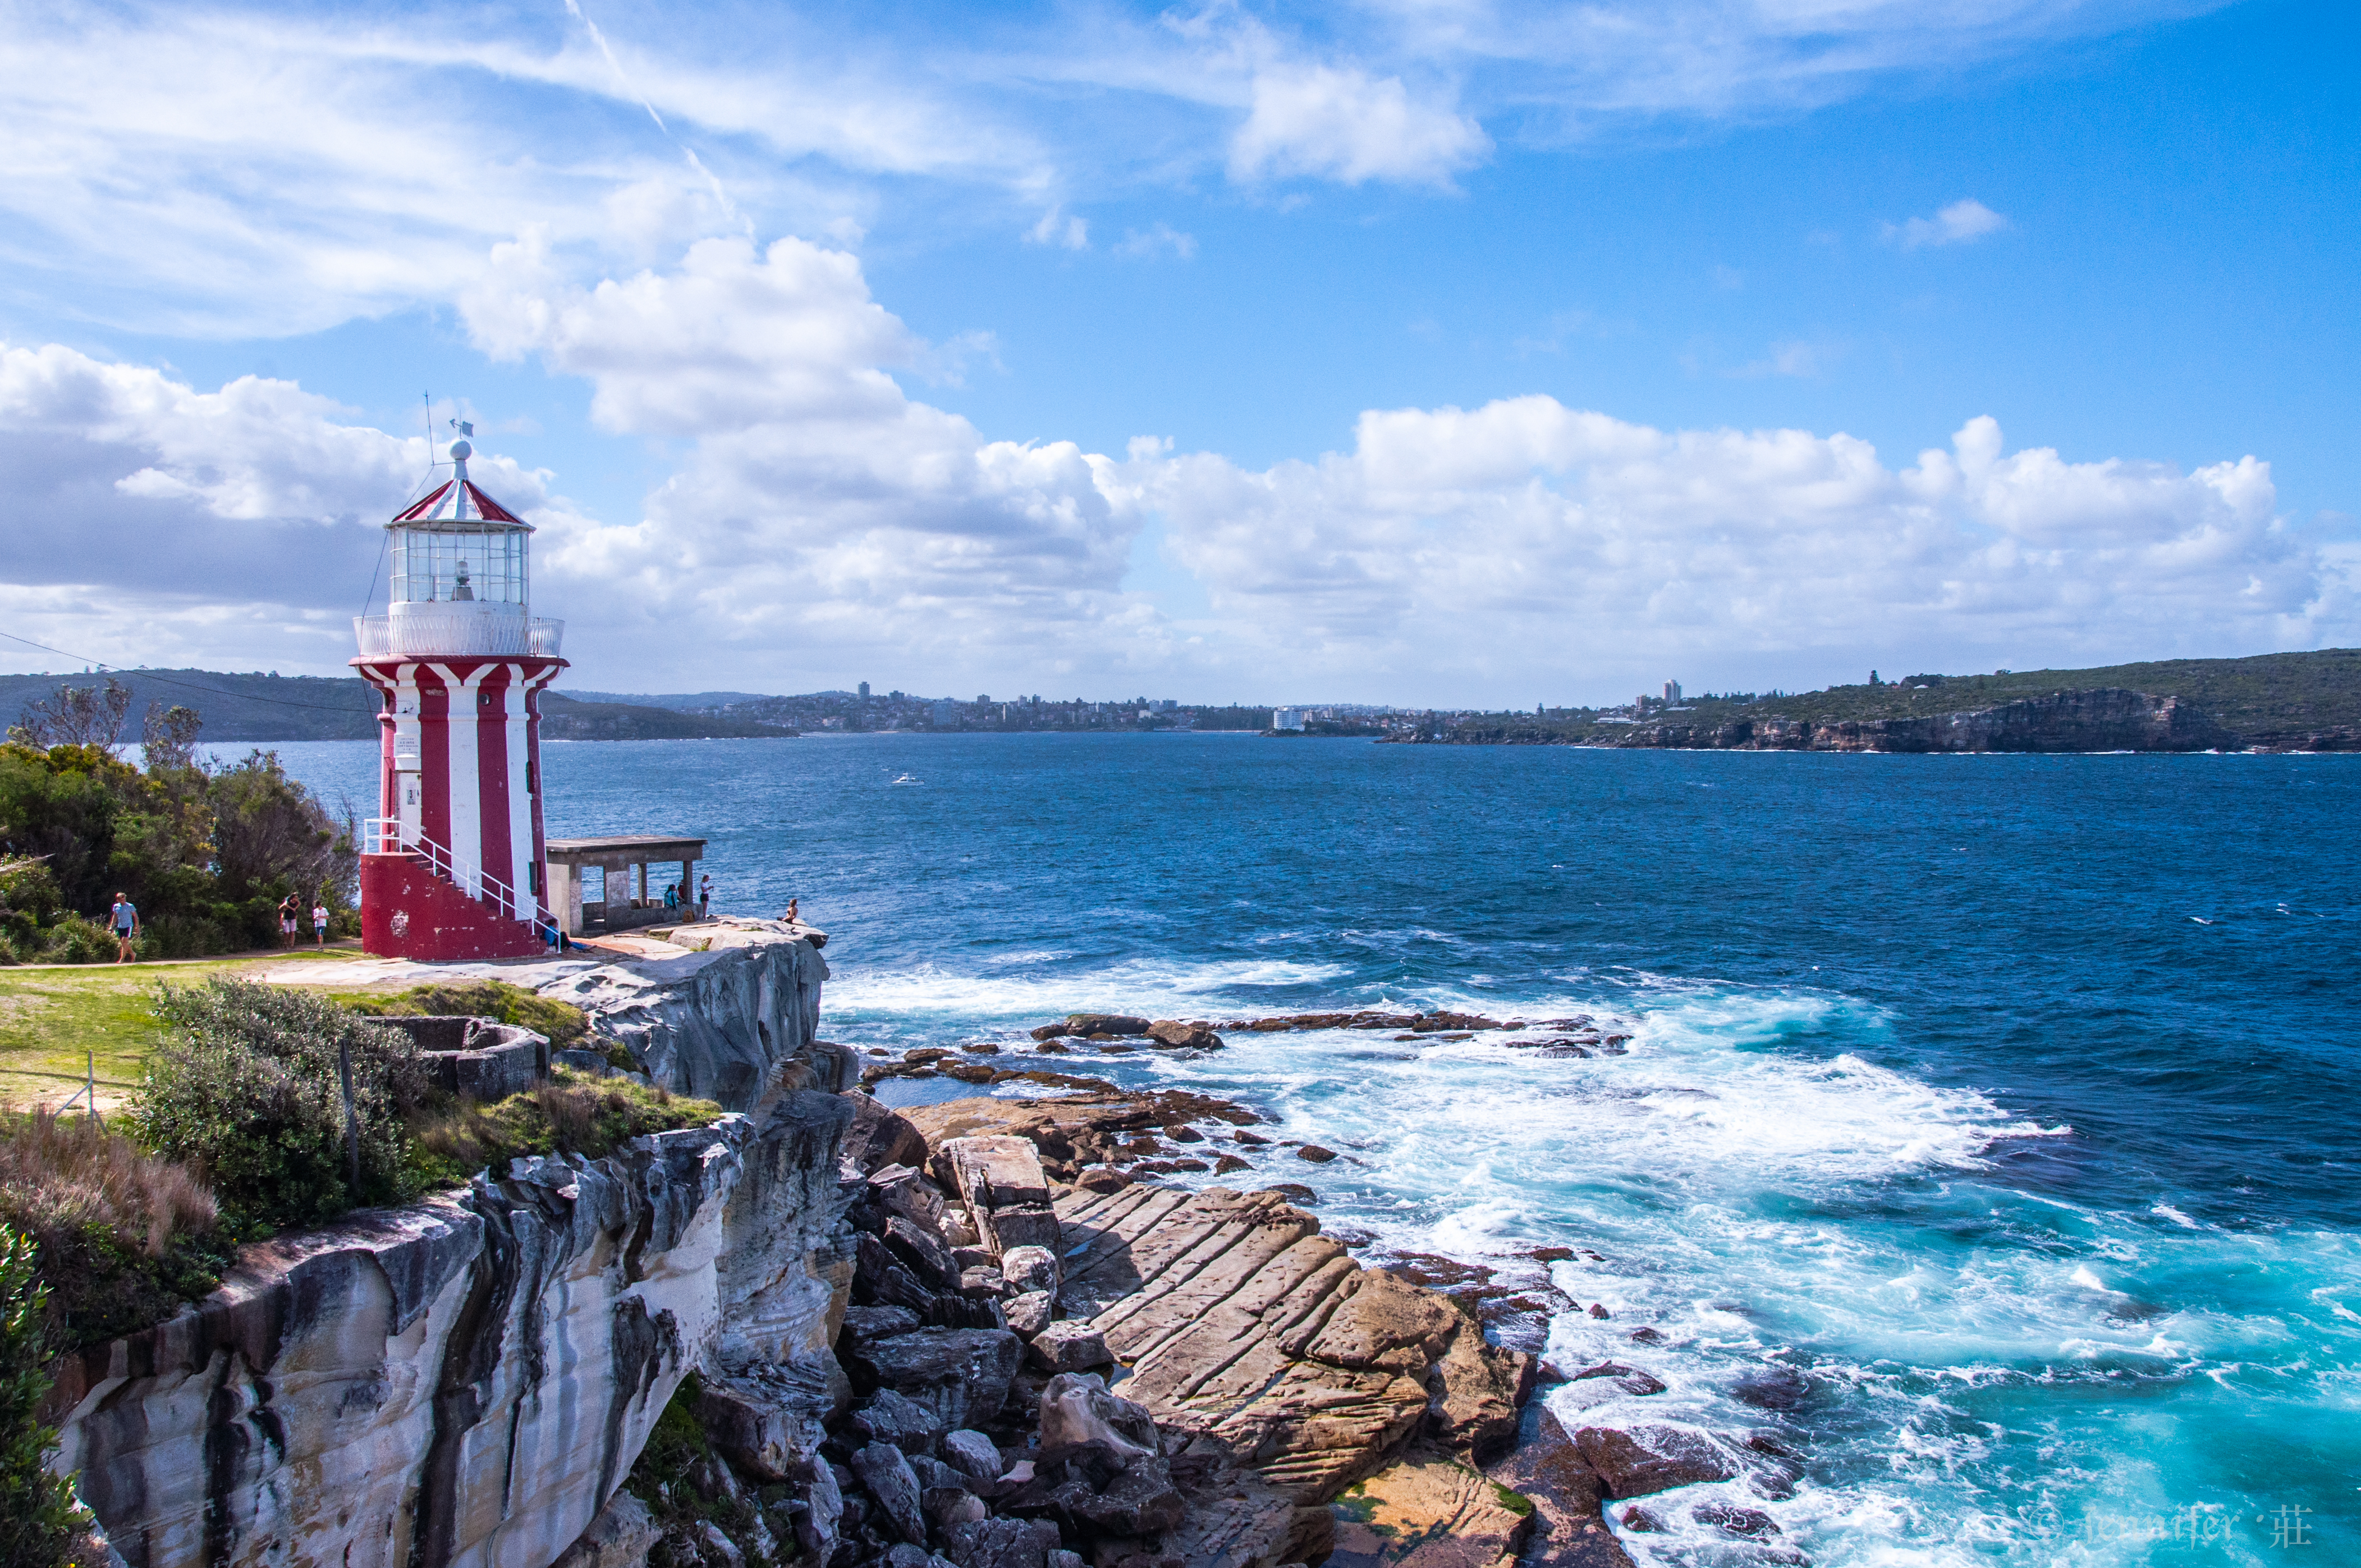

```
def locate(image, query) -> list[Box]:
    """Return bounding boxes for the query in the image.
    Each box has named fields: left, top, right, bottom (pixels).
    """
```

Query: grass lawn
left=0, top=943, right=366, bottom=1113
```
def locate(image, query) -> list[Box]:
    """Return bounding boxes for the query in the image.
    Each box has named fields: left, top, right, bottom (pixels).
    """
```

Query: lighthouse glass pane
left=387, top=526, right=530, bottom=606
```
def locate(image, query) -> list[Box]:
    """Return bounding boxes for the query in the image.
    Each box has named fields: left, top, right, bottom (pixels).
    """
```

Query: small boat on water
left=891, top=773, right=923, bottom=785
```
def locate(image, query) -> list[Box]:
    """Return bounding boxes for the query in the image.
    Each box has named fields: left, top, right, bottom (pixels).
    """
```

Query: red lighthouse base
left=360, top=854, right=547, bottom=961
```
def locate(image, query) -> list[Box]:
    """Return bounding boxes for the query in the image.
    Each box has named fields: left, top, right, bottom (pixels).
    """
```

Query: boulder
left=845, top=1328, right=1025, bottom=1431
left=1428, top=1318, right=1535, bottom=1459
left=942, top=1429, right=1005, bottom=1484
left=551, top=1490, right=660, bottom=1568
left=870, top=1163, right=948, bottom=1232
left=694, top=1363, right=833, bottom=1482
left=926, top=1485, right=991, bottom=1529
left=855, top=1232, right=939, bottom=1314
left=792, top=1459, right=845, bottom=1560
left=1004, top=1444, right=1187, bottom=1536
left=940, top=1136, right=1061, bottom=1257
left=1145, top=1019, right=1223, bottom=1050
left=1296, top=1145, right=1338, bottom=1163
left=843, top=1094, right=930, bottom=1175
left=1483, top=1404, right=1633, bottom=1567
left=850, top=1440, right=927, bottom=1544
left=1063, top=1013, right=1152, bottom=1037
left=1027, top=1321, right=1114, bottom=1373
left=884, top=1214, right=958, bottom=1287
left=1000, top=1245, right=1060, bottom=1296
left=1038, top=1372, right=1159, bottom=1459
left=941, top=1518, right=1063, bottom=1568
left=960, top=1266, right=1007, bottom=1298
left=1732, top=1364, right=1811, bottom=1411
left=1004, top=1291, right=1054, bottom=1336
left=850, top=1388, right=947, bottom=1455
left=1573, top=1424, right=1740, bottom=1497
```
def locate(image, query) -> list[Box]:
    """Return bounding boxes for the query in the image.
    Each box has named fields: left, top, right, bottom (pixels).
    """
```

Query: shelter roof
left=545, top=836, right=708, bottom=863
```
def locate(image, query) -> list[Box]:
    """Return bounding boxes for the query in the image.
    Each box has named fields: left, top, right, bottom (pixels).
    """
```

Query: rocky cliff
left=44, top=1087, right=856, bottom=1568
left=1608, top=688, right=2229, bottom=753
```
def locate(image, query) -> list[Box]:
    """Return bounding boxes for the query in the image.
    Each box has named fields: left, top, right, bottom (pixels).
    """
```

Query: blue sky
left=1, top=0, right=2352, bottom=704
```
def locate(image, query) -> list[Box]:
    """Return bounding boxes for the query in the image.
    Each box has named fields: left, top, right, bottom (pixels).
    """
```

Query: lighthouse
left=351, top=429, right=566, bottom=959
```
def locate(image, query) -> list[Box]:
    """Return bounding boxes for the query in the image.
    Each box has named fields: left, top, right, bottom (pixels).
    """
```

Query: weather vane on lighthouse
left=350, top=420, right=568, bottom=958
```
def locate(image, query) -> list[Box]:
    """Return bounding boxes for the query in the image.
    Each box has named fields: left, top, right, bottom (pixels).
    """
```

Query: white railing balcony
left=354, top=607, right=565, bottom=659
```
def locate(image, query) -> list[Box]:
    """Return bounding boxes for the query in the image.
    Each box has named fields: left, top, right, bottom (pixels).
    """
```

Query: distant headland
left=3, top=649, right=2354, bottom=751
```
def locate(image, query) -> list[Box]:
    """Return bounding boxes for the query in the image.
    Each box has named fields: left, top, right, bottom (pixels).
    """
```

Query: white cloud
left=1729, top=339, right=1833, bottom=378
left=1228, top=61, right=1490, bottom=186
left=0, top=1, right=2198, bottom=333
left=1885, top=198, right=2011, bottom=250
left=1127, top=397, right=2344, bottom=693
left=1026, top=207, right=1091, bottom=250
left=1113, top=223, right=1199, bottom=260
left=456, top=235, right=1156, bottom=684
left=4, top=228, right=2341, bottom=702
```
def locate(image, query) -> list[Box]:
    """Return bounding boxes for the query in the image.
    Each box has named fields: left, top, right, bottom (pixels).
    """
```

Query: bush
left=137, top=913, right=236, bottom=960
left=130, top=979, right=431, bottom=1230
left=406, top=1069, right=721, bottom=1190
left=0, top=1224, right=80, bottom=1566
left=34, top=915, right=118, bottom=966
left=0, top=1107, right=229, bottom=1347
left=622, top=1373, right=767, bottom=1565
left=343, top=980, right=591, bottom=1050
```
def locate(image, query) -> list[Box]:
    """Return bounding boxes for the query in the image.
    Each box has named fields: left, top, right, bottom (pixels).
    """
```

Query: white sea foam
left=842, top=966, right=2361, bottom=1567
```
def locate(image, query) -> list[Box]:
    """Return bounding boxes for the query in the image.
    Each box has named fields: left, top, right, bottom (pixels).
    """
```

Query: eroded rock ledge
left=46, top=1088, right=856, bottom=1568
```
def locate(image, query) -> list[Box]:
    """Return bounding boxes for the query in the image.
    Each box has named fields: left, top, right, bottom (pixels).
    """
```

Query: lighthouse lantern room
left=352, top=430, right=566, bottom=959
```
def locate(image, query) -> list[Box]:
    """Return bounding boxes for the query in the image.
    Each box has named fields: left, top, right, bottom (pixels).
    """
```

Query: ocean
left=240, top=733, right=2361, bottom=1566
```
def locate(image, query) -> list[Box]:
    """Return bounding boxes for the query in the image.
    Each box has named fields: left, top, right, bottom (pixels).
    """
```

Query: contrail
left=562, top=0, right=752, bottom=234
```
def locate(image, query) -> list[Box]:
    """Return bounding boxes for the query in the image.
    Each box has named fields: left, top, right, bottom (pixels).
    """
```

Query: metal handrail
left=365, top=817, right=565, bottom=947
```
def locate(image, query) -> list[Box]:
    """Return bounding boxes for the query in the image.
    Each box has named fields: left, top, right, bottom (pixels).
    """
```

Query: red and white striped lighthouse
left=351, top=430, right=566, bottom=959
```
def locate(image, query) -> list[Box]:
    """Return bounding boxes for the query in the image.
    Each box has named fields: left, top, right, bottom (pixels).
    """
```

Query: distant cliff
left=1608, top=689, right=2234, bottom=753
left=1396, top=649, right=2361, bottom=753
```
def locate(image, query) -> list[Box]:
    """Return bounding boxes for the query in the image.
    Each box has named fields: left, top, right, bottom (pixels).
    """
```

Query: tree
left=10, top=679, right=133, bottom=750
left=139, top=703, right=203, bottom=773
left=0, top=1224, right=80, bottom=1565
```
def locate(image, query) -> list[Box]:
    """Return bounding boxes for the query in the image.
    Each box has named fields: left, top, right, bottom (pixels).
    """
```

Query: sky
left=1, top=0, right=2354, bottom=707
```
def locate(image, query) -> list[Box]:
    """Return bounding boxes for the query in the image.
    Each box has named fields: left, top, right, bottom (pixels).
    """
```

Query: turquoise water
left=250, top=735, right=2361, bottom=1566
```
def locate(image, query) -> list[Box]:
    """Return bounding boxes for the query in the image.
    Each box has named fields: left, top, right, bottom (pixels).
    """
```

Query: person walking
left=311, top=898, right=330, bottom=949
left=698, top=873, right=712, bottom=918
left=278, top=895, right=299, bottom=948
left=109, top=892, right=140, bottom=962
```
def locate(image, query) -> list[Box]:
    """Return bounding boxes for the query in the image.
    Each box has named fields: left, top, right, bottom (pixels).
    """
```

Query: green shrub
left=406, top=1069, right=721, bottom=1190
left=343, top=979, right=591, bottom=1050
left=622, top=1373, right=765, bottom=1565
left=0, top=1107, right=229, bottom=1348
left=137, top=913, right=237, bottom=960
left=36, top=915, right=121, bottom=965
left=0, top=1224, right=80, bottom=1566
left=130, top=979, right=431, bottom=1230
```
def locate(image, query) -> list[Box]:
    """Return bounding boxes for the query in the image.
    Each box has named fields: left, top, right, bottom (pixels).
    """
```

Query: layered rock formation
left=267, top=922, right=850, bottom=1112
left=540, top=924, right=845, bottom=1108
left=47, top=1089, right=854, bottom=1568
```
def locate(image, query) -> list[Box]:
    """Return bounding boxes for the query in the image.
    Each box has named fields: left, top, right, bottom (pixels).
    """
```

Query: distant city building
left=1273, top=707, right=1308, bottom=731
left=931, top=700, right=957, bottom=725
left=859, top=681, right=870, bottom=698
left=977, top=693, right=991, bottom=704
left=1663, top=680, right=1683, bottom=703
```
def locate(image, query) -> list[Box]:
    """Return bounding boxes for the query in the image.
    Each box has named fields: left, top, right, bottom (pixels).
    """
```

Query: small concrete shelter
left=545, top=835, right=706, bottom=936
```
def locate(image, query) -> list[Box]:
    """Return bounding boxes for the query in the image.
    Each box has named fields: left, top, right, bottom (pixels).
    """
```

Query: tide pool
left=246, top=733, right=2361, bottom=1565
